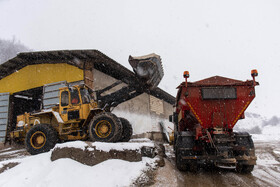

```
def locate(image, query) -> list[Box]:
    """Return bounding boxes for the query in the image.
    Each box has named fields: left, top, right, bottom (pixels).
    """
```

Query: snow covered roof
left=0, top=50, right=175, bottom=104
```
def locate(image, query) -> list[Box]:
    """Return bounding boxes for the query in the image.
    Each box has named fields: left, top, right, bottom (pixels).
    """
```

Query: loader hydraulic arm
left=95, top=53, right=164, bottom=111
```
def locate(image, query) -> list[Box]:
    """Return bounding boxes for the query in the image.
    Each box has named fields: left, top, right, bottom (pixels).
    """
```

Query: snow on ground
left=113, top=110, right=174, bottom=134
left=252, top=134, right=280, bottom=142
left=0, top=140, right=158, bottom=187
left=53, top=139, right=154, bottom=152
left=92, top=141, right=154, bottom=152
left=53, top=141, right=89, bottom=151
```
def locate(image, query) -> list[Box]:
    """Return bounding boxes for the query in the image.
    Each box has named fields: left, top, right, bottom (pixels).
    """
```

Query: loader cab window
left=70, top=88, right=80, bottom=105
left=80, top=88, right=91, bottom=104
left=61, top=91, right=69, bottom=106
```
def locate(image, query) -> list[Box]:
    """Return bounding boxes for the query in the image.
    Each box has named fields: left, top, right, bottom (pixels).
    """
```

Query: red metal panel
left=176, top=76, right=257, bottom=130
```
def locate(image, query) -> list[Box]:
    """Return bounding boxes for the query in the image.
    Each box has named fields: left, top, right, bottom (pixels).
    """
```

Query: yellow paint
left=232, top=101, right=250, bottom=126
left=58, top=85, right=91, bottom=122
left=187, top=102, right=203, bottom=125
left=0, top=63, right=83, bottom=94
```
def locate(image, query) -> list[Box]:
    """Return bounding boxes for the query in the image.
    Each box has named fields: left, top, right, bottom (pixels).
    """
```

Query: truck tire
left=89, top=112, right=123, bottom=142
left=236, top=164, right=254, bottom=173
left=25, top=124, right=57, bottom=155
left=175, top=133, right=198, bottom=172
left=119, top=118, right=133, bottom=142
left=234, top=132, right=255, bottom=173
left=176, top=149, right=188, bottom=171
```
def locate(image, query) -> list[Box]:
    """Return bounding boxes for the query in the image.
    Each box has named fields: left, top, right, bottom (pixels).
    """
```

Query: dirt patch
left=50, top=141, right=166, bottom=166
left=0, top=162, right=19, bottom=174
left=51, top=146, right=143, bottom=166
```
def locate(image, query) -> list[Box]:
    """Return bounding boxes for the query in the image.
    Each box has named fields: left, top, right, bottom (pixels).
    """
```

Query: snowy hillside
left=0, top=38, right=30, bottom=64
left=235, top=112, right=280, bottom=141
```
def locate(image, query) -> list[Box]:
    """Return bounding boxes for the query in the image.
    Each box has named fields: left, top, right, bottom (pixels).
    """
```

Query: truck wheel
left=236, top=164, right=254, bottom=173
left=175, top=133, right=197, bottom=172
left=176, top=149, right=188, bottom=171
left=89, top=112, right=123, bottom=142
left=25, top=124, right=57, bottom=155
left=242, top=165, right=254, bottom=173
left=119, top=118, right=133, bottom=142
left=235, top=132, right=255, bottom=173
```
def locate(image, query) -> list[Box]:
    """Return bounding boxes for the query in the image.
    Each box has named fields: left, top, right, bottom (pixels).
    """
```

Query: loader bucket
left=129, top=54, right=164, bottom=89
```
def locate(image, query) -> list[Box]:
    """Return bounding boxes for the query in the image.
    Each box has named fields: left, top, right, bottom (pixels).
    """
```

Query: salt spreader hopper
left=170, top=70, right=259, bottom=173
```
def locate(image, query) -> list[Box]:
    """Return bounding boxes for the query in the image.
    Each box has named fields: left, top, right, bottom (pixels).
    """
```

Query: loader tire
left=25, top=124, right=57, bottom=155
left=119, top=118, right=133, bottom=142
left=89, top=112, right=123, bottom=142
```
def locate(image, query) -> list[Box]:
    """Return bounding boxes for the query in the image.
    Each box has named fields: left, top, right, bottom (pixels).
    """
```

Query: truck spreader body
left=170, top=70, right=259, bottom=173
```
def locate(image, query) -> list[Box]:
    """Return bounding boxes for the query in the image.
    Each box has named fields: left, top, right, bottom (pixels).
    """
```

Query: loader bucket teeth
left=129, top=53, right=164, bottom=89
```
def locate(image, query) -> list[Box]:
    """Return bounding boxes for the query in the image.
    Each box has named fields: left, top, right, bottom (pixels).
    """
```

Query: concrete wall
left=92, top=68, right=174, bottom=136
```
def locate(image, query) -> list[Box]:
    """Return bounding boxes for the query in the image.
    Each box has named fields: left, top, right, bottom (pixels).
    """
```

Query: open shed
left=0, top=50, right=175, bottom=142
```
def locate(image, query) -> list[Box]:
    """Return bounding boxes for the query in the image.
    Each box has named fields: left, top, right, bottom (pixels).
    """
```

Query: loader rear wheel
left=25, top=124, right=57, bottom=155
left=119, top=118, right=133, bottom=142
left=89, top=112, right=123, bottom=142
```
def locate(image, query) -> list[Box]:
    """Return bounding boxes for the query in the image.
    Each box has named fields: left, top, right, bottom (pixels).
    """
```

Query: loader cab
left=59, top=85, right=94, bottom=122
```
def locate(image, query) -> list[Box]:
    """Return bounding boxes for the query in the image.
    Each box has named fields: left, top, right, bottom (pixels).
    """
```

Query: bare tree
left=0, top=37, right=30, bottom=64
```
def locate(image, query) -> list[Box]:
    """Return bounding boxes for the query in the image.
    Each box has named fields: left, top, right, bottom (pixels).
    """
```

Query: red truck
left=170, top=70, right=259, bottom=173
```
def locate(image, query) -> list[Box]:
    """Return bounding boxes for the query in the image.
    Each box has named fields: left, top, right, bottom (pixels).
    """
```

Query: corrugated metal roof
left=0, top=50, right=175, bottom=104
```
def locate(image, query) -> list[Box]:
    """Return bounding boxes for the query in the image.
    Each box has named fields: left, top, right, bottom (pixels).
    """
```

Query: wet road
left=1, top=140, right=280, bottom=186
left=153, top=140, right=280, bottom=187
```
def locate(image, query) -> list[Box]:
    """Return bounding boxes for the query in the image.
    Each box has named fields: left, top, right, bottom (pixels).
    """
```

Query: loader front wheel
left=25, top=124, right=57, bottom=155
left=119, top=118, right=133, bottom=142
left=89, top=112, right=123, bottom=142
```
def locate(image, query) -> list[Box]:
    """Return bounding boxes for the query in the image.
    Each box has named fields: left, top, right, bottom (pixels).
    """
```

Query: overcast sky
left=0, top=0, right=280, bottom=117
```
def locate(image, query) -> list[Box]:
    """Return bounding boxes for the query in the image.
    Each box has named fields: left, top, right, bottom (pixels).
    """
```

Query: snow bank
left=92, top=141, right=154, bottom=152
left=54, top=141, right=88, bottom=151
left=0, top=152, right=156, bottom=187
left=53, top=140, right=155, bottom=152
left=0, top=140, right=159, bottom=187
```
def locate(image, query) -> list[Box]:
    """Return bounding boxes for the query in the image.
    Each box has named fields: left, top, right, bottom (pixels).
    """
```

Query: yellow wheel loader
left=9, top=54, right=164, bottom=155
